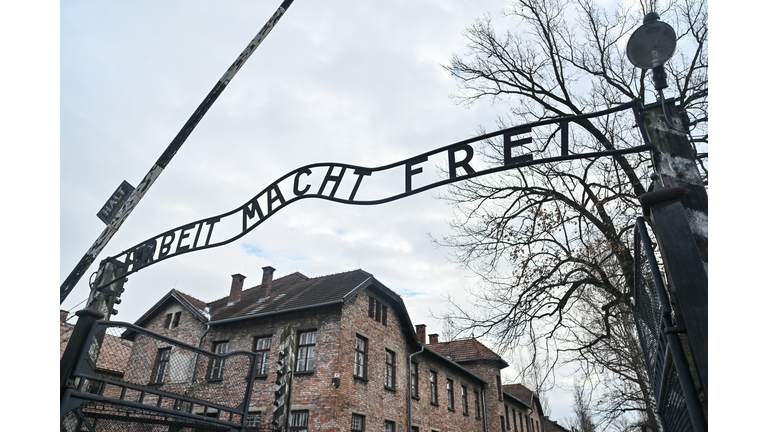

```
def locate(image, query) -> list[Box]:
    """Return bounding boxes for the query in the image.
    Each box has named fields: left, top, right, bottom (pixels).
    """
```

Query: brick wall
left=459, top=360, right=509, bottom=432
left=409, top=350, right=487, bottom=432
left=335, top=289, right=411, bottom=432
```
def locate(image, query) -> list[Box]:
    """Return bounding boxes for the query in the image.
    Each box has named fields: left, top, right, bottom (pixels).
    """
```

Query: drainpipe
left=481, top=385, right=488, bottom=432
left=528, top=392, right=535, bottom=432
left=408, top=344, right=425, bottom=432
left=189, top=322, right=212, bottom=384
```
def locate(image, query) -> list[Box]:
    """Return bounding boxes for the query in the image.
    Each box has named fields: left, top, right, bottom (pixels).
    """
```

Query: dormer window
left=368, top=296, right=388, bottom=326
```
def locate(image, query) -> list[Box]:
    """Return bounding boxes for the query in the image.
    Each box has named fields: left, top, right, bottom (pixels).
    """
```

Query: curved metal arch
left=93, top=101, right=651, bottom=291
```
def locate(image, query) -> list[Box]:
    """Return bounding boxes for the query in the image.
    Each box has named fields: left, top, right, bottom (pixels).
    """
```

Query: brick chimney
left=229, top=273, right=246, bottom=304
left=429, top=333, right=439, bottom=345
left=60, top=310, right=68, bottom=323
left=416, top=324, right=426, bottom=344
left=261, top=266, right=276, bottom=297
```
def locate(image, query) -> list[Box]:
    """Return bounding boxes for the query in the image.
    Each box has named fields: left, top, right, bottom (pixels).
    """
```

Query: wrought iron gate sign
left=95, top=101, right=650, bottom=290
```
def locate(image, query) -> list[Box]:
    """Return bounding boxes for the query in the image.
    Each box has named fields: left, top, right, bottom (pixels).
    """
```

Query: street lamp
left=626, top=12, right=676, bottom=91
left=626, top=12, right=681, bottom=128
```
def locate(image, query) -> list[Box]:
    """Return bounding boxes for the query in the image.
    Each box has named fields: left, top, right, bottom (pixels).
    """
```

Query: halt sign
left=97, top=180, right=135, bottom=225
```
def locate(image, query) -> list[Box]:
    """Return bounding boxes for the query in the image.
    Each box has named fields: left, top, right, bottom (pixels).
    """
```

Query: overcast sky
left=60, top=0, right=509, bottom=337
left=60, top=0, right=594, bottom=414
left=40, top=0, right=740, bottom=425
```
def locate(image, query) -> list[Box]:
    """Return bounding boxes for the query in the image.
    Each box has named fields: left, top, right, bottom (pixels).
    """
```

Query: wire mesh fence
left=61, top=402, right=232, bottom=432
left=61, top=320, right=257, bottom=431
left=632, top=218, right=703, bottom=432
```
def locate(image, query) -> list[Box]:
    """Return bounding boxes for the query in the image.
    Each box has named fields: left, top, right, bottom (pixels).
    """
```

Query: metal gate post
left=638, top=100, right=708, bottom=267
left=639, top=186, right=708, bottom=399
left=60, top=308, right=104, bottom=401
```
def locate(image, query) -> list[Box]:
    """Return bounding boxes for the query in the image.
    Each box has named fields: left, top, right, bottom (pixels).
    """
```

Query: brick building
left=117, top=266, right=551, bottom=432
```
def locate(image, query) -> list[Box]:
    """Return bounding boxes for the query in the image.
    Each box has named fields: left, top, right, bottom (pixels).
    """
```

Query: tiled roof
left=132, top=268, right=418, bottom=345
left=503, top=383, right=543, bottom=413
left=176, top=291, right=208, bottom=311
left=209, top=270, right=372, bottom=322
left=428, top=338, right=508, bottom=367
left=503, top=383, right=534, bottom=402
left=60, top=322, right=74, bottom=359
left=97, top=332, right=133, bottom=375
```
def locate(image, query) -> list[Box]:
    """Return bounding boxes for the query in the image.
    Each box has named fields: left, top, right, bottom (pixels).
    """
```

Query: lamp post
left=627, top=10, right=708, bottom=422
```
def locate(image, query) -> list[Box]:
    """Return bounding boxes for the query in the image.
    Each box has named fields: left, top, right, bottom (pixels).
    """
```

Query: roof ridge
left=204, top=272, right=310, bottom=305
left=275, top=272, right=341, bottom=309
left=242, top=271, right=310, bottom=292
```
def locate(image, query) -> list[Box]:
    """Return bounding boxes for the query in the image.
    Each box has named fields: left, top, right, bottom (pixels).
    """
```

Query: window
left=369, top=296, right=375, bottom=318
left=152, top=347, right=171, bottom=384
left=447, top=378, right=455, bottom=410
left=505, top=405, right=510, bottom=430
left=497, top=375, right=503, bottom=400
left=208, top=341, right=228, bottom=381
left=296, top=331, right=316, bottom=372
left=474, top=389, right=481, bottom=419
left=411, top=427, right=419, bottom=432
left=253, top=336, right=271, bottom=376
left=429, top=370, right=438, bottom=405
left=351, top=414, right=365, bottom=432
left=289, top=411, right=309, bottom=432
left=384, top=421, right=395, bottom=432
left=245, top=412, right=261, bottom=430
left=501, top=416, right=506, bottom=432
left=368, top=296, right=388, bottom=326
left=385, top=350, right=396, bottom=389
left=410, top=362, right=419, bottom=397
left=512, top=409, right=518, bottom=432
left=354, top=335, right=368, bottom=379
left=164, top=311, right=182, bottom=329
left=461, top=385, right=468, bottom=415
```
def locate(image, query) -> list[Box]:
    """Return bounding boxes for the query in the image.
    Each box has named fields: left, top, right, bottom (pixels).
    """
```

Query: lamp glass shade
left=626, top=20, right=677, bottom=69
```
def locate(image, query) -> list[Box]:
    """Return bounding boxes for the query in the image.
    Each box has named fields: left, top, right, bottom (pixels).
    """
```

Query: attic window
left=164, top=312, right=182, bottom=330
left=272, top=294, right=286, bottom=301
left=368, top=296, right=388, bottom=326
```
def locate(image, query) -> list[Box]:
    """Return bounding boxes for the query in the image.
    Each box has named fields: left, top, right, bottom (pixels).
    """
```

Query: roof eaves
left=452, top=356, right=509, bottom=367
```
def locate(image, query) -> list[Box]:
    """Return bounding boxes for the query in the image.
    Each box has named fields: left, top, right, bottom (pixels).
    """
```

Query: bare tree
left=435, top=0, right=706, bottom=430
left=570, top=379, right=598, bottom=432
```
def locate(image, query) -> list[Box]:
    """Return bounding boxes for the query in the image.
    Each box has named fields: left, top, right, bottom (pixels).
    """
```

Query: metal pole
left=60, top=308, right=104, bottom=402
left=60, top=0, right=296, bottom=304
left=639, top=100, right=708, bottom=267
